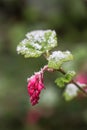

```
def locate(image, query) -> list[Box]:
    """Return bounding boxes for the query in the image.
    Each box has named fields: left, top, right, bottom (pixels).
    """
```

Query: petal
left=28, top=89, right=34, bottom=96
left=38, top=82, right=44, bottom=91
left=38, top=84, right=43, bottom=91
left=32, top=100, right=38, bottom=106
left=36, top=90, right=40, bottom=96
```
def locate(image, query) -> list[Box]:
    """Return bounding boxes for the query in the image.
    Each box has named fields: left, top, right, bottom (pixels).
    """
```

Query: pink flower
left=27, top=72, right=45, bottom=106
left=76, top=73, right=87, bottom=84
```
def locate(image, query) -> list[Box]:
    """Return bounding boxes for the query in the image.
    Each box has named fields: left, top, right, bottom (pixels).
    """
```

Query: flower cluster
left=27, top=71, right=45, bottom=106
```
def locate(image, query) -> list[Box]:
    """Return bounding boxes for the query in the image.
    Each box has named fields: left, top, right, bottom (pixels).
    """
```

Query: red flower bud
left=27, top=72, right=45, bottom=106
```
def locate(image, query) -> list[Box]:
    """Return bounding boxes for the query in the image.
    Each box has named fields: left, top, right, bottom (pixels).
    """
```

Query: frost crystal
left=17, top=30, right=57, bottom=58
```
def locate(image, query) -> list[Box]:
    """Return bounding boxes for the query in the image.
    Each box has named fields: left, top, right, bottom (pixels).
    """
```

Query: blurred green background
left=0, top=0, right=87, bottom=130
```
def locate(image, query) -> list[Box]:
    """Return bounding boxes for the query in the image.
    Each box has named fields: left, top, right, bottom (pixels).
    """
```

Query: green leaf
left=55, top=71, right=76, bottom=88
left=55, top=77, right=65, bottom=87
left=64, top=71, right=76, bottom=83
left=17, top=30, right=57, bottom=58
left=48, top=51, right=73, bottom=69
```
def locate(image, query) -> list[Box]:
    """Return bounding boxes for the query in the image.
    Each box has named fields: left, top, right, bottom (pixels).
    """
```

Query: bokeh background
left=0, top=0, right=87, bottom=130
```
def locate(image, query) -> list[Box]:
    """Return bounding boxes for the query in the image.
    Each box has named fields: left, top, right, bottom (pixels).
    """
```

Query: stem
left=43, top=50, right=50, bottom=59
left=59, top=68, right=87, bottom=96
left=72, top=80, right=87, bottom=96
left=41, top=65, right=54, bottom=73
left=41, top=65, right=87, bottom=96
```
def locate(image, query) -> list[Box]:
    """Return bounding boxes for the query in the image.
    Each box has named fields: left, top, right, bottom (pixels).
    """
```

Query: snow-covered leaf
left=48, top=51, right=73, bottom=69
left=63, top=83, right=78, bottom=101
left=17, top=30, right=57, bottom=58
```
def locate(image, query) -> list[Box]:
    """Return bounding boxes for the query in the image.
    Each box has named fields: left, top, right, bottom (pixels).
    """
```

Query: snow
left=29, top=42, right=42, bottom=50
left=65, top=83, right=78, bottom=97
left=48, top=51, right=71, bottom=61
left=26, top=30, right=56, bottom=44
left=17, top=45, right=28, bottom=53
left=21, top=39, right=28, bottom=45
left=17, top=30, right=57, bottom=56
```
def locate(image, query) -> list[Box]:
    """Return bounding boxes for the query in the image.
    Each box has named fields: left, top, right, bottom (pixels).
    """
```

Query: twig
left=59, top=67, right=87, bottom=96
left=72, top=80, right=87, bottom=96
left=41, top=65, right=87, bottom=96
